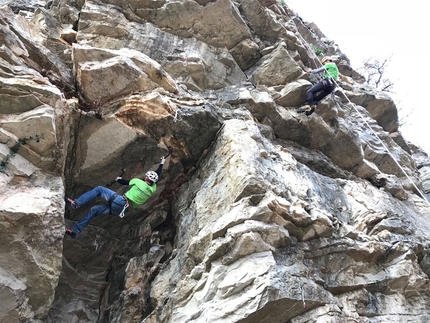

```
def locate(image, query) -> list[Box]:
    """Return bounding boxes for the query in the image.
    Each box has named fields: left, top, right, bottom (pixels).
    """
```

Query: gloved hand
left=116, top=176, right=122, bottom=181
left=160, top=156, right=166, bottom=165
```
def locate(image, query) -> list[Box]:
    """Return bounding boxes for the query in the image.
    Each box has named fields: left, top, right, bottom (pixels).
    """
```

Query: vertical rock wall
left=0, top=0, right=430, bottom=322
left=145, top=118, right=430, bottom=323
left=0, top=4, right=69, bottom=322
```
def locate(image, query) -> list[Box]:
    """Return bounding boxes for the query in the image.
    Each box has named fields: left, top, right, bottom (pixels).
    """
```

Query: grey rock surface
left=1, top=0, right=429, bottom=322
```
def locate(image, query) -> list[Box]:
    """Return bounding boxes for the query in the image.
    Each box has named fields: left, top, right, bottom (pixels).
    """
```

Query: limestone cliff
left=1, top=0, right=430, bottom=322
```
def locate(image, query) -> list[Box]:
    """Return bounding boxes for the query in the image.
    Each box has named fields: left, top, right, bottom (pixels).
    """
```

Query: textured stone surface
left=73, top=44, right=179, bottom=104
left=0, top=174, right=64, bottom=322
left=1, top=0, right=430, bottom=322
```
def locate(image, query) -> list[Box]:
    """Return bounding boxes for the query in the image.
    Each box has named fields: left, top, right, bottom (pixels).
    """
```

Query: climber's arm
left=116, top=178, right=130, bottom=185
left=308, top=66, right=325, bottom=74
left=155, top=163, right=164, bottom=177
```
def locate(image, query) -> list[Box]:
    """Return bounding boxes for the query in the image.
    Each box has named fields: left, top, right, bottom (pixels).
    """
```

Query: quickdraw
left=107, top=146, right=173, bottom=186
left=300, top=284, right=306, bottom=309
left=106, top=168, right=125, bottom=187
left=155, top=146, right=174, bottom=164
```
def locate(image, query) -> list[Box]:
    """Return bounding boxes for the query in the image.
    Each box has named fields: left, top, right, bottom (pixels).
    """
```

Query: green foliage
left=314, top=47, right=324, bottom=57
left=0, top=135, right=42, bottom=174
left=278, top=0, right=286, bottom=6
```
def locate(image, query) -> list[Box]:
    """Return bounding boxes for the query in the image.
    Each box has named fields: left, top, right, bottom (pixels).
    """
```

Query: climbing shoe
left=65, top=197, right=79, bottom=210
left=65, top=228, right=77, bottom=239
left=296, top=105, right=312, bottom=114
left=305, top=105, right=317, bottom=116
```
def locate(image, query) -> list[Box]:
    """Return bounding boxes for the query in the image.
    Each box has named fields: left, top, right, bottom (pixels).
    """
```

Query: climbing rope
left=106, top=168, right=126, bottom=187
left=129, top=146, right=174, bottom=178
left=300, top=283, right=306, bottom=309
left=313, top=58, right=430, bottom=205
left=131, top=157, right=144, bottom=178
left=336, top=82, right=428, bottom=203
left=296, top=32, right=323, bottom=75
left=293, top=18, right=429, bottom=204
left=171, top=103, right=178, bottom=122
left=154, top=146, right=174, bottom=164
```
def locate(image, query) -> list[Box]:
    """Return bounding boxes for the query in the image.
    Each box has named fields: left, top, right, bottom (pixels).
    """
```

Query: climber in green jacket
left=297, top=56, right=339, bottom=116
left=65, top=156, right=168, bottom=239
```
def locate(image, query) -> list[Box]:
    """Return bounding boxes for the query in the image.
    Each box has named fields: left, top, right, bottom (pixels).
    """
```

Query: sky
left=286, top=1, right=429, bottom=154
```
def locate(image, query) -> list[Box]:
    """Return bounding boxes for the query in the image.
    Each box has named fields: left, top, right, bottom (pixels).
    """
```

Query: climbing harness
left=118, top=197, right=129, bottom=218
left=323, top=77, right=336, bottom=89
left=334, top=81, right=428, bottom=202
left=107, top=193, right=119, bottom=214
left=310, top=55, right=430, bottom=205
left=107, top=193, right=129, bottom=218
left=295, top=28, right=429, bottom=204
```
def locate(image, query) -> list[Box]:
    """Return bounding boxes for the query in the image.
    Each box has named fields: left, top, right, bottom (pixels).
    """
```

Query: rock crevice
left=0, top=0, right=429, bottom=322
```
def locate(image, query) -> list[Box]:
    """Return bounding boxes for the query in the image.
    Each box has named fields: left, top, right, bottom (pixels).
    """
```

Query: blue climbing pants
left=70, top=186, right=127, bottom=234
left=305, top=78, right=335, bottom=106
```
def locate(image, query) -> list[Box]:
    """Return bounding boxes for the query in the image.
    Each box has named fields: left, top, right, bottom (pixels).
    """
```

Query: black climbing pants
left=305, top=78, right=335, bottom=106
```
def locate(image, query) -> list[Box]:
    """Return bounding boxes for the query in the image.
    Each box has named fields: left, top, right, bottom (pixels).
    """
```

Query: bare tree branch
left=361, top=56, right=393, bottom=92
left=359, top=56, right=409, bottom=128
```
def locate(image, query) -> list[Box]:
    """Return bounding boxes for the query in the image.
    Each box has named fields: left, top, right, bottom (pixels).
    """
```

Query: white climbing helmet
left=321, top=56, right=332, bottom=64
left=145, top=171, right=158, bottom=183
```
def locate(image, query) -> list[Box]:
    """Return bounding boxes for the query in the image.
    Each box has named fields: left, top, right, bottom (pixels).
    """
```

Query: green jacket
left=324, top=62, right=339, bottom=80
left=124, top=178, right=157, bottom=209
left=311, top=62, right=339, bottom=81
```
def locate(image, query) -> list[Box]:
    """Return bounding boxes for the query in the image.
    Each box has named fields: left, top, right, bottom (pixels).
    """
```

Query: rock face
left=1, top=0, right=430, bottom=323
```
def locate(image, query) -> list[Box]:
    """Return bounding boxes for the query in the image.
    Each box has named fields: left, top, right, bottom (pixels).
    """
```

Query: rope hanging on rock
left=300, top=284, right=306, bottom=309
left=294, top=24, right=429, bottom=204
left=311, top=55, right=430, bottom=205
left=334, top=81, right=428, bottom=202
left=154, top=146, right=174, bottom=164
